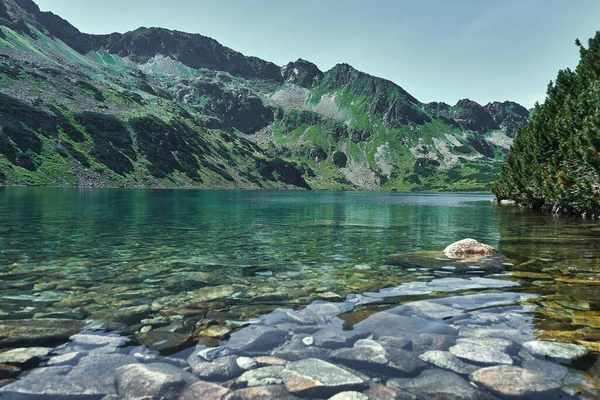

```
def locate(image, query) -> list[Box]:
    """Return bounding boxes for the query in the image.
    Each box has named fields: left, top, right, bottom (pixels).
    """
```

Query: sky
left=33, top=0, right=600, bottom=108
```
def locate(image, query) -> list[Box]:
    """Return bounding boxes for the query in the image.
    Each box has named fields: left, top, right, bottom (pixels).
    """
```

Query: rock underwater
left=443, top=238, right=497, bottom=259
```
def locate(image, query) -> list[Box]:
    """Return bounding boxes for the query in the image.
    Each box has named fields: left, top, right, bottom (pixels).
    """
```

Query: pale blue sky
left=34, top=0, right=600, bottom=108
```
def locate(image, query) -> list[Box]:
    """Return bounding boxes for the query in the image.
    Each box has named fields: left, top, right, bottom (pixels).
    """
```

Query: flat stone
left=388, top=369, right=496, bottom=400
left=281, top=358, right=366, bottom=397
left=328, top=391, right=368, bottom=400
left=312, top=327, right=369, bottom=349
left=449, top=342, right=513, bottom=365
left=330, top=340, right=394, bottom=374
left=456, top=337, right=514, bottom=352
left=47, top=352, right=82, bottom=367
left=191, top=355, right=243, bottom=381
left=2, top=294, right=64, bottom=306
left=199, top=325, right=231, bottom=339
left=236, top=384, right=300, bottom=400
left=189, top=285, right=237, bottom=302
left=419, top=351, right=477, bottom=375
left=180, top=380, right=236, bottom=400
left=0, top=319, right=86, bottom=347
left=444, top=238, right=496, bottom=259
left=252, top=292, right=291, bottom=302
left=116, top=362, right=199, bottom=400
left=138, top=331, right=194, bottom=356
left=0, top=366, right=89, bottom=398
left=92, top=304, right=152, bottom=325
left=69, top=333, right=130, bottom=348
left=235, top=366, right=284, bottom=388
left=0, top=347, right=53, bottom=365
left=311, top=292, right=344, bottom=302
left=470, top=365, right=562, bottom=398
left=522, top=340, right=589, bottom=362
left=434, top=292, right=533, bottom=311
left=389, top=301, right=462, bottom=320
left=354, top=312, right=457, bottom=338
left=65, top=353, right=139, bottom=395
left=226, top=325, right=288, bottom=354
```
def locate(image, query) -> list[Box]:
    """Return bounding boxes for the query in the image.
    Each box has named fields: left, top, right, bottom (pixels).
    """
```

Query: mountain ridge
left=0, top=0, right=529, bottom=191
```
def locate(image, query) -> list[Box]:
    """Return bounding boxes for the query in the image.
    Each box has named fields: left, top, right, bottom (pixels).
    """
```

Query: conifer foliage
left=494, top=33, right=600, bottom=214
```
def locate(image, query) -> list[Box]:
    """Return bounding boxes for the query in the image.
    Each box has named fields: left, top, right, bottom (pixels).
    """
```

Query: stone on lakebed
left=443, top=238, right=496, bottom=259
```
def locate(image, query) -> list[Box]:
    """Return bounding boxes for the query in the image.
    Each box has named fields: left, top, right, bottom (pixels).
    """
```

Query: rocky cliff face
left=0, top=0, right=529, bottom=191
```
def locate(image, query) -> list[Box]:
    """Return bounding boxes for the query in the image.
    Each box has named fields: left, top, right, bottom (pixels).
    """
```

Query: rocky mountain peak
left=282, top=59, right=324, bottom=88
left=484, top=101, right=529, bottom=137
left=451, top=99, right=499, bottom=134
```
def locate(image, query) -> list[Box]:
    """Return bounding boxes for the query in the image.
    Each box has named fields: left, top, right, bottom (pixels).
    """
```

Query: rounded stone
left=470, top=365, right=561, bottom=397
left=443, top=238, right=496, bottom=259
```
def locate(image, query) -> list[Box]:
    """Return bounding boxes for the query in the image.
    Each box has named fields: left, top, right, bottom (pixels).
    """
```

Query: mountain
left=0, top=0, right=528, bottom=190
left=494, top=33, right=600, bottom=215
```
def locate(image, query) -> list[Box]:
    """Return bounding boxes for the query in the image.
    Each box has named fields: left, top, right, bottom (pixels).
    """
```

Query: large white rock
left=443, top=238, right=496, bottom=259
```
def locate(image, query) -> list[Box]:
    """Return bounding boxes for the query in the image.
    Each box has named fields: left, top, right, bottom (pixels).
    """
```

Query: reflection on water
left=0, top=188, right=599, bottom=397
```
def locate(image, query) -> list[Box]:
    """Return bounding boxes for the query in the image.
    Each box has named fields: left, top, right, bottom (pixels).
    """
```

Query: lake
left=0, top=188, right=598, bottom=399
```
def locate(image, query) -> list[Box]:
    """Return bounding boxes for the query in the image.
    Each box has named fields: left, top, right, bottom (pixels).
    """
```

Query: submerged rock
left=328, top=391, right=368, bottom=400
left=470, top=365, right=562, bottom=398
left=0, top=319, right=86, bottom=347
left=235, top=384, right=300, bottom=400
left=419, top=351, right=478, bottom=375
left=522, top=340, right=589, bottom=363
left=281, top=358, right=366, bottom=397
left=180, top=380, right=236, bottom=400
left=235, top=365, right=284, bottom=388
left=226, top=325, right=288, bottom=354
left=443, top=238, right=496, bottom=259
left=116, top=362, right=199, bottom=399
left=0, top=347, right=52, bottom=365
left=388, top=368, right=496, bottom=400
left=449, top=341, right=513, bottom=365
left=190, top=355, right=243, bottom=381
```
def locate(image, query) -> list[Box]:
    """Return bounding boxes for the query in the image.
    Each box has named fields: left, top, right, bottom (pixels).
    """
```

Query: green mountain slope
left=494, top=33, right=600, bottom=214
left=0, top=0, right=528, bottom=190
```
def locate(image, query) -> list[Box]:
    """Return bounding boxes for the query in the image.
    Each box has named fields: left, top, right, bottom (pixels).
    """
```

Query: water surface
left=0, top=188, right=599, bottom=397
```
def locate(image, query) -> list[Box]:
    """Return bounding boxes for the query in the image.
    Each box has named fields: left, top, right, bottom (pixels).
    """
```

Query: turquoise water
left=0, top=188, right=498, bottom=267
left=1, top=188, right=599, bottom=397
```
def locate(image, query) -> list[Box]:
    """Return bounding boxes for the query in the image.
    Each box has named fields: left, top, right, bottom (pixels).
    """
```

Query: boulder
left=443, top=238, right=496, bottom=259
left=116, top=362, right=199, bottom=399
